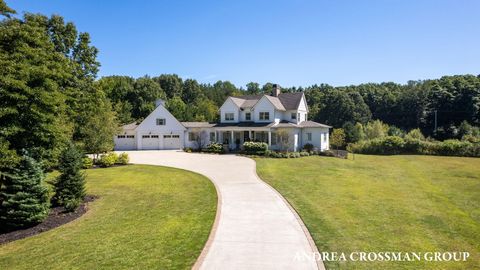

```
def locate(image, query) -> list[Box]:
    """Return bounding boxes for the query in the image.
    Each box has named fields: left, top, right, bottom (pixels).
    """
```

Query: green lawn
left=0, top=165, right=217, bottom=270
left=256, top=155, right=480, bottom=270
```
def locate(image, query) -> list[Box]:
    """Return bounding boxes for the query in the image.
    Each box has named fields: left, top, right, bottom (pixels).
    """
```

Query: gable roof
left=136, top=103, right=186, bottom=131
left=277, top=92, right=304, bottom=110
left=229, top=92, right=304, bottom=111
left=121, top=122, right=138, bottom=130
left=264, top=95, right=286, bottom=111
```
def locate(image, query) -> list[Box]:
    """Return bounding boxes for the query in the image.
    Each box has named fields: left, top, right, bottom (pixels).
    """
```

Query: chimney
left=155, top=99, right=165, bottom=107
left=272, top=84, right=281, bottom=97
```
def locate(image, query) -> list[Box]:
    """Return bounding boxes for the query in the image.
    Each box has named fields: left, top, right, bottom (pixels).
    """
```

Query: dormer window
left=259, top=112, right=270, bottom=121
left=245, top=112, right=251, bottom=121
left=291, top=113, right=296, bottom=120
left=156, top=118, right=166, bottom=125
left=225, top=113, right=234, bottom=121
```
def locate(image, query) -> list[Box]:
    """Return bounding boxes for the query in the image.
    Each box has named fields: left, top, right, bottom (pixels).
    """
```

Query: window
left=307, top=133, right=312, bottom=141
left=117, top=135, right=126, bottom=139
left=297, top=113, right=300, bottom=120
left=245, top=112, right=251, bottom=121
left=126, top=135, right=135, bottom=138
left=172, top=135, right=180, bottom=138
left=291, top=113, right=296, bottom=120
left=259, top=112, right=270, bottom=120
left=156, top=118, right=166, bottom=125
left=323, top=133, right=327, bottom=142
left=163, top=135, right=171, bottom=138
left=271, top=133, right=277, bottom=145
left=188, top=132, right=198, bottom=141
left=151, top=135, right=159, bottom=138
left=142, top=135, right=150, bottom=138
left=255, top=131, right=268, bottom=143
left=225, top=113, right=234, bottom=121
left=210, top=132, right=215, bottom=142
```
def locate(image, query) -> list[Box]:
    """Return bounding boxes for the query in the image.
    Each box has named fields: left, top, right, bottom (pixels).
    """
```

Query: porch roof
left=214, top=122, right=274, bottom=128
left=213, top=122, right=274, bottom=130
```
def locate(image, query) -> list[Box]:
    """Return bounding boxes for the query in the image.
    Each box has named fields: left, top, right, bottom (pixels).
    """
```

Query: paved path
left=125, top=150, right=323, bottom=270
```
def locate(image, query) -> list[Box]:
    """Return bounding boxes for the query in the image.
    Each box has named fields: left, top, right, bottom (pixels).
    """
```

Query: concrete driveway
left=125, top=150, right=323, bottom=270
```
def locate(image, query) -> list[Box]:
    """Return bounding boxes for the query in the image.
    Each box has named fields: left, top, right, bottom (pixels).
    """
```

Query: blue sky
left=9, top=0, right=480, bottom=88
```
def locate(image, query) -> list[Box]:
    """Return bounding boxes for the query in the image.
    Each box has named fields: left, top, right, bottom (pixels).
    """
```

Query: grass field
left=0, top=165, right=217, bottom=270
left=256, top=155, right=480, bottom=269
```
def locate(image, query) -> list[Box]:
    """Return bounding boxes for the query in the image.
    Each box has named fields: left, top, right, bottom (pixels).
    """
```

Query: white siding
left=219, top=98, right=240, bottom=123
left=301, top=127, right=329, bottom=151
left=184, top=128, right=217, bottom=149
left=297, top=95, right=308, bottom=123
left=135, top=105, right=186, bottom=150
left=253, top=96, right=276, bottom=123
left=239, top=108, right=253, bottom=122
left=270, top=128, right=301, bottom=152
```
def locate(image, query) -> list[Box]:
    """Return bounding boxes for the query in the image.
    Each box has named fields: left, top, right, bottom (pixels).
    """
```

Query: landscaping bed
left=0, top=195, right=97, bottom=245
left=0, top=165, right=217, bottom=270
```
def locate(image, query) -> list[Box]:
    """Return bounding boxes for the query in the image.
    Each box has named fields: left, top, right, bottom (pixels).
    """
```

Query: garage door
left=163, top=134, right=181, bottom=149
left=142, top=135, right=160, bottom=150
left=115, top=135, right=136, bottom=150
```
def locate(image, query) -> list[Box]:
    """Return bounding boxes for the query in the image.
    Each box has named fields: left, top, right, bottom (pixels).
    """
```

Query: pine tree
left=52, top=143, right=86, bottom=211
left=0, top=154, right=50, bottom=231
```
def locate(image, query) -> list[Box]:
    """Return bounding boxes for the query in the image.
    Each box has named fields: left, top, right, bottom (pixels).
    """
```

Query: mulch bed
left=0, top=195, right=98, bottom=245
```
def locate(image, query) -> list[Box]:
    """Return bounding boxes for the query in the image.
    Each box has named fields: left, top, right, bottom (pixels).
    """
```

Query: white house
left=114, top=85, right=331, bottom=152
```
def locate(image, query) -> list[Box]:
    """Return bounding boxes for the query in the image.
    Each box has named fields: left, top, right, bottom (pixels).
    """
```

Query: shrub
left=0, top=154, right=50, bottom=231
left=318, top=150, right=335, bottom=157
left=205, top=143, right=224, bottom=154
left=303, top=143, right=314, bottom=153
left=82, top=156, right=93, bottom=169
left=403, top=138, right=428, bottom=154
left=98, top=153, right=117, bottom=167
left=299, top=151, right=310, bottom=157
left=380, top=136, right=405, bottom=154
left=64, top=198, right=81, bottom=212
left=184, top=147, right=192, bottom=153
left=243, top=141, right=268, bottom=155
left=435, top=140, right=470, bottom=156
left=52, top=143, right=86, bottom=211
left=348, top=136, right=405, bottom=155
left=117, top=152, right=129, bottom=165
left=405, top=128, right=425, bottom=141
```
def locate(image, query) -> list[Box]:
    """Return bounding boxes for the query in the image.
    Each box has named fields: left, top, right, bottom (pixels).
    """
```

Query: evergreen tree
left=52, top=143, right=86, bottom=211
left=0, top=154, right=49, bottom=231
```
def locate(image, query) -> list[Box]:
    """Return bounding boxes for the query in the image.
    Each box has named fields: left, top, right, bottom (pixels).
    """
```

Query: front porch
left=215, top=129, right=274, bottom=151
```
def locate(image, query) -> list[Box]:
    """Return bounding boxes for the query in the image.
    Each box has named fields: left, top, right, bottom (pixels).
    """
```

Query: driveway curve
left=125, top=150, right=323, bottom=270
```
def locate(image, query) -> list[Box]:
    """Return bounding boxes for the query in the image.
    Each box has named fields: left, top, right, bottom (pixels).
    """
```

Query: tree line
left=98, top=74, right=480, bottom=142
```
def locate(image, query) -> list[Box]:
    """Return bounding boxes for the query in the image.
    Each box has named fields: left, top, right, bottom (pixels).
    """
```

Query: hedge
left=203, top=143, right=224, bottom=154
left=243, top=141, right=268, bottom=155
left=348, top=136, right=480, bottom=157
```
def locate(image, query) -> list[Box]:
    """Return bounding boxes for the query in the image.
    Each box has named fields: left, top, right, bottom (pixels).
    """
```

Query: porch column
left=268, top=131, right=272, bottom=147
left=230, top=130, right=234, bottom=148
left=248, top=130, right=252, bottom=141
